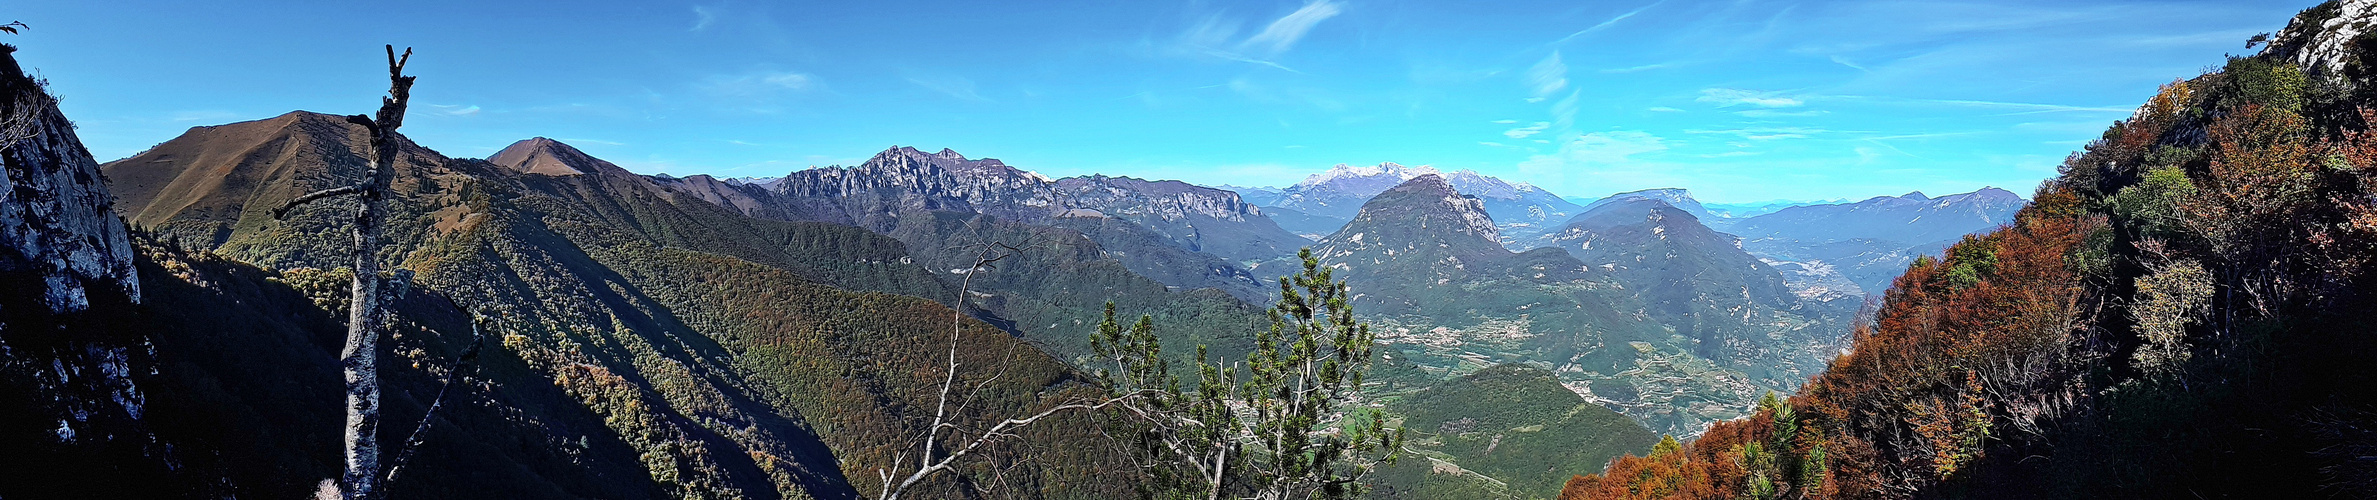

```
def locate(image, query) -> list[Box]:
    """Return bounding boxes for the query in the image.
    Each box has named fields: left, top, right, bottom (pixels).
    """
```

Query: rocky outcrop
left=0, top=43, right=173, bottom=497
left=1313, top=174, right=1504, bottom=267
left=2260, top=0, right=2377, bottom=77
left=1053, top=175, right=1263, bottom=224
left=1053, top=174, right=1306, bottom=262
left=770, top=146, right=1058, bottom=231
left=0, top=44, right=138, bottom=313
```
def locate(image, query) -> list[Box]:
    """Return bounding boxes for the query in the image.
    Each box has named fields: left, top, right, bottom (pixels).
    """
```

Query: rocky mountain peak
left=2260, top=0, right=2377, bottom=76
left=1051, top=174, right=1261, bottom=222
left=866, top=145, right=1043, bottom=181
left=1315, top=174, right=1504, bottom=264
left=489, top=137, right=620, bottom=176
left=1387, top=174, right=1501, bottom=240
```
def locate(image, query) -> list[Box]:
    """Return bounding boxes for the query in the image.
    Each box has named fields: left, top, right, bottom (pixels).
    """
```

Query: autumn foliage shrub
left=1562, top=5, right=2377, bottom=497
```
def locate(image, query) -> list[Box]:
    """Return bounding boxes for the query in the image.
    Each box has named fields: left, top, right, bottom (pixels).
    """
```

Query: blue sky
left=15, top=0, right=2307, bottom=202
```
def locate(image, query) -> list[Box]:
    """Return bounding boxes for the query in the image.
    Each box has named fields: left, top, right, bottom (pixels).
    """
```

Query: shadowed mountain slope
left=647, top=147, right=1277, bottom=364
left=99, top=113, right=1157, bottom=499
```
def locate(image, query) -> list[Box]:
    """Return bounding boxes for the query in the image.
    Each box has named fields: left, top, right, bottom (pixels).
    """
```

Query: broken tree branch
left=271, top=185, right=366, bottom=220
left=382, top=312, right=490, bottom=485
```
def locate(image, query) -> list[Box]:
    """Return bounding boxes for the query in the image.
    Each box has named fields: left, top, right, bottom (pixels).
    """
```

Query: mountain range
left=1301, top=174, right=1850, bottom=435
left=1728, top=187, right=2027, bottom=297
left=1258, top=163, right=1588, bottom=244
left=4, top=40, right=2038, bottom=499
left=1212, top=169, right=2022, bottom=304
left=82, top=111, right=1167, bottom=498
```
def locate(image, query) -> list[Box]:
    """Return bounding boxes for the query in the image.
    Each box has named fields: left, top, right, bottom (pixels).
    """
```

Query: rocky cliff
left=0, top=44, right=138, bottom=313
left=1052, top=174, right=1306, bottom=262
left=0, top=43, right=174, bottom=497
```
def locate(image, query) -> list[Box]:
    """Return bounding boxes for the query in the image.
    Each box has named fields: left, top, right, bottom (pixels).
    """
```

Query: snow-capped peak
left=1295, top=162, right=1439, bottom=188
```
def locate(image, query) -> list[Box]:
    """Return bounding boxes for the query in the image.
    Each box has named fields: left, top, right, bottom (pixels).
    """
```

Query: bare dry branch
left=271, top=185, right=366, bottom=220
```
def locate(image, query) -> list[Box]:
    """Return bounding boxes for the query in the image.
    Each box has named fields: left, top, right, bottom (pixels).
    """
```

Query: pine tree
left=1096, top=248, right=1405, bottom=499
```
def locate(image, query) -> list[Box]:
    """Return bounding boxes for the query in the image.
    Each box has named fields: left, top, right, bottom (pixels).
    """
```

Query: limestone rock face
left=769, top=146, right=1059, bottom=231
left=1052, top=174, right=1306, bottom=262
left=1309, top=174, right=1510, bottom=291
left=0, top=45, right=139, bottom=313
left=2261, top=0, right=2377, bottom=76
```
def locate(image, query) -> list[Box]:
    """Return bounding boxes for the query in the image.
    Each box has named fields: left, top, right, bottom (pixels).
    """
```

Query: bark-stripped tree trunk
left=275, top=45, right=414, bottom=500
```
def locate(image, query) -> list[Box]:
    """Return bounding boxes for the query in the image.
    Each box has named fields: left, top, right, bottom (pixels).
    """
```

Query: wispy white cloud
left=691, top=5, right=718, bottom=31
left=1503, top=121, right=1551, bottom=139
left=1863, top=131, right=1981, bottom=141
left=1860, top=139, right=1925, bottom=160
left=1735, top=109, right=1826, bottom=118
left=1517, top=130, right=1671, bottom=193
left=1491, top=119, right=1520, bottom=124
left=1927, top=99, right=2130, bottom=114
left=1240, top=0, right=1343, bottom=56
left=1551, top=0, right=1664, bottom=46
left=1688, top=126, right=1826, bottom=141
left=1549, top=89, right=1581, bottom=130
left=1646, top=106, right=1685, bottom=113
left=427, top=104, right=482, bottom=117
left=1600, top=62, right=1679, bottom=74
left=1828, top=94, right=2132, bottom=114
left=1535, top=131, right=1668, bottom=165
left=1828, top=55, right=1867, bottom=72
left=703, top=71, right=819, bottom=96
left=1697, top=88, right=1804, bottom=108
left=1168, top=0, right=1344, bottom=73
left=1525, top=52, right=1570, bottom=99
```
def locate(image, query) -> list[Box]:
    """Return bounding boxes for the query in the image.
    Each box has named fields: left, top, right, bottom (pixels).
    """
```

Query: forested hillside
left=91, top=111, right=1151, bottom=498
left=1316, top=175, right=1849, bottom=437
left=1561, top=1, right=2377, bottom=497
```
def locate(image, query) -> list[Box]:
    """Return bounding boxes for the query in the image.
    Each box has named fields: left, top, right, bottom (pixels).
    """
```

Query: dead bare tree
left=273, top=45, right=415, bottom=500
left=872, top=240, right=1157, bottom=500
